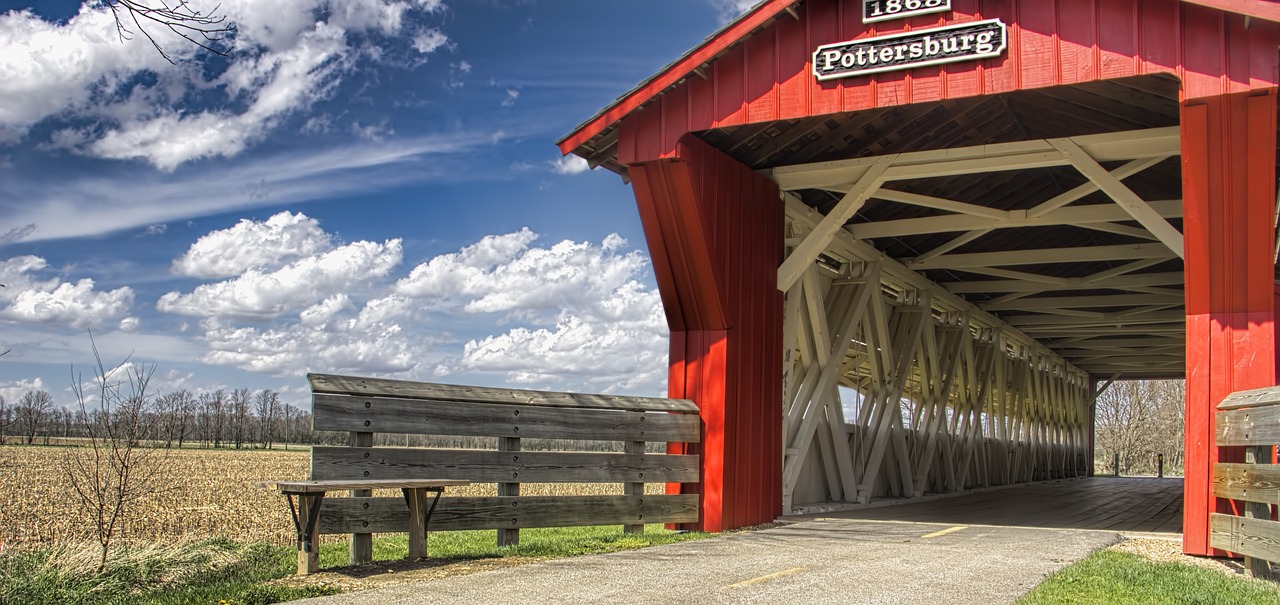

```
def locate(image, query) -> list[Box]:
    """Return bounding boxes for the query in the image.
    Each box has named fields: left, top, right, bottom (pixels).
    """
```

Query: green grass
left=0, top=539, right=335, bottom=605
left=1019, top=549, right=1280, bottom=605
left=1, top=525, right=711, bottom=605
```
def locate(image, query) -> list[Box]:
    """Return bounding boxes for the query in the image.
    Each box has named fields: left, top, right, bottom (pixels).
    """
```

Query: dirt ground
left=1111, top=535, right=1255, bottom=576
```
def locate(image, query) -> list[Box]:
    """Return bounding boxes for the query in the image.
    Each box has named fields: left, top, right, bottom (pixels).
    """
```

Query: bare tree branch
left=104, top=0, right=233, bottom=63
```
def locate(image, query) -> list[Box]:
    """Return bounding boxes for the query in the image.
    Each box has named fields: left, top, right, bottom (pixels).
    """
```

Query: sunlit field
left=0, top=445, right=653, bottom=550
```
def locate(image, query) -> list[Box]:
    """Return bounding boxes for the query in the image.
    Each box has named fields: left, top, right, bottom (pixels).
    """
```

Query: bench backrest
left=308, top=373, right=702, bottom=537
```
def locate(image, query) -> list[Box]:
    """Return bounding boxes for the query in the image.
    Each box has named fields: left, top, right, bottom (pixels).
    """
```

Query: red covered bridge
left=559, top=0, right=1280, bottom=556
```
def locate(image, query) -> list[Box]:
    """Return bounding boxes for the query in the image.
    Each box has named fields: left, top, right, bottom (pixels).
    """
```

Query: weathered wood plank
left=1246, top=447, right=1277, bottom=579
left=1216, top=407, right=1280, bottom=447
left=297, top=495, right=320, bottom=575
left=310, top=447, right=700, bottom=484
left=498, top=436, right=521, bottom=547
left=312, top=394, right=700, bottom=442
left=317, top=495, right=700, bottom=534
left=259, top=479, right=471, bottom=493
left=1213, top=463, right=1280, bottom=505
left=1210, top=513, right=1280, bottom=565
left=405, top=488, right=428, bottom=559
left=1220, top=386, right=1280, bottom=411
left=349, top=431, right=374, bottom=565
left=309, top=374, right=698, bottom=413
left=624, top=440, right=645, bottom=534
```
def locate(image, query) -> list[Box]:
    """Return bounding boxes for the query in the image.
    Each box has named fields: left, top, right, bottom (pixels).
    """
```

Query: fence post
left=1114, top=453, right=1120, bottom=477
left=1245, top=445, right=1275, bottom=580
left=624, top=440, right=645, bottom=534
left=498, top=436, right=521, bottom=547
left=350, top=431, right=374, bottom=564
left=1157, top=453, right=1164, bottom=478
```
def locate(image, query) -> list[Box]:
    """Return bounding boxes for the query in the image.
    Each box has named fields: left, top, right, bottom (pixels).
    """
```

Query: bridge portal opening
left=559, top=0, right=1280, bottom=556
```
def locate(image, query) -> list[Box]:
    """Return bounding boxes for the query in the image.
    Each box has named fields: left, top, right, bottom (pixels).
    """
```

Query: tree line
left=0, top=387, right=318, bottom=449
left=0, top=387, right=639, bottom=453
left=1093, top=379, right=1185, bottom=476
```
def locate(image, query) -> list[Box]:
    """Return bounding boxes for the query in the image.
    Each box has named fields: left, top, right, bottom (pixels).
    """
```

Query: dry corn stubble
left=0, top=445, right=663, bottom=549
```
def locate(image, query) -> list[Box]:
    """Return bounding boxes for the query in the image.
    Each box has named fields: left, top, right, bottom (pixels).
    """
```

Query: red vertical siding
left=628, top=136, right=783, bottom=532
left=1180, top=89, right=1278, bottom=556
left=605, top=0, right=1279, bottom=164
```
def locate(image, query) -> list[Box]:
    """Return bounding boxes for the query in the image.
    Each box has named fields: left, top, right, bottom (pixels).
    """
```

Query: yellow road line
left=921, top=525, right=968, bottom=539
left=726, top=567, right=807, bottom=589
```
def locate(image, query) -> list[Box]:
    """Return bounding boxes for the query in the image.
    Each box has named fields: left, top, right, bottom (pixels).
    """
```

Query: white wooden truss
left=771, top=128, right=1174, bottom=510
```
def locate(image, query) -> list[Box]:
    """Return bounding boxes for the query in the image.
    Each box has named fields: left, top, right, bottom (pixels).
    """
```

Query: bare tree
left=103, top=0, right=233, bottom=63
left=255, top=389, right=279, bottom=449
left=209, top=388, right=225, bottom=448
left=1095, top=380, right=1185, bottom=475
left=16, top=390, right=54, bottom=445
left=61, top=346, right=166, bottom=571
left=0, top=395, right=10, bottom=445
left=230, top=387, right=250, bottom=449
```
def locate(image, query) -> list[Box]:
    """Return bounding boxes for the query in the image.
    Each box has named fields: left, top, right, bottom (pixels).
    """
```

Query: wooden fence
left=1213, top=386, right=1280, bottom=580
left=307, top=373, right=701, bottom=560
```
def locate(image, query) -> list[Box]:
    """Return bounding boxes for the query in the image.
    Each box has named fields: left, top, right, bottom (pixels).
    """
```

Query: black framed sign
left=813, top=19, right=1007, bottom=81
left=863, top=0, right=952, bottom=24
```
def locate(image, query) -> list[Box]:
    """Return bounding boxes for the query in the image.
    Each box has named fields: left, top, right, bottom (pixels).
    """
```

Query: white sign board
left=863, top=0, right=952, bottom=24
left=813, top=19, right=1008, bottom=81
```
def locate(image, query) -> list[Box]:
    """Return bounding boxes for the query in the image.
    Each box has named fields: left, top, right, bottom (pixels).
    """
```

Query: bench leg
left=404, top=488, right=427, bottom=559
left=403, top=487, right=445, bottom=560
left=286, top=493, right=325, bottom=575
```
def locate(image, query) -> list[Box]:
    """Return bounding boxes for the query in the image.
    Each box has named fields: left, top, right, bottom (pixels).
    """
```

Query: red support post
left=1180, top=88, right=1278, bottom=556
left=627, top=135, right=784, bottom=532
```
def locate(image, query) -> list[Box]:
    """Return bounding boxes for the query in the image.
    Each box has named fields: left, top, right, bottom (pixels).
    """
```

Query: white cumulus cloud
left=0, top=377, right=45, bottom=405
left=0, top=255, right=134, bottom=329
left=396, top=230, right=668, bottom=392
left=151, top=220, right=668, bottom=393
left=0, top=1, right=453, bottom=170
left=550, top=155, right=590, bottom=175
left=173, top=211, right=334, bottom=278
left=158, top=238, right=403, bottom=319
left=199, top=304, right=421, bottom=375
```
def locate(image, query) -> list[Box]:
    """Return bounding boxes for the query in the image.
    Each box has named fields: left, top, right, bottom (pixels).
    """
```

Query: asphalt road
left=293, top=518, right=1118, bottom=605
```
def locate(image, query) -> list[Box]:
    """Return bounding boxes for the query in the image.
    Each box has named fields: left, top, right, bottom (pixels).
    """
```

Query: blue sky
left=0, top=0, right=757, bottom=408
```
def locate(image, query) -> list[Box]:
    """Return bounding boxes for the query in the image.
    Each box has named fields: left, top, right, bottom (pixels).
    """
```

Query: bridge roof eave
left=559, top=0, right=1280, bottom=172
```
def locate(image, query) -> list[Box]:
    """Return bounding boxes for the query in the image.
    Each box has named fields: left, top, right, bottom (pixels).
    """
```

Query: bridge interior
left=792, top=477, right=1185, bottom=534
left=611, top=74, right=1223, bottom=513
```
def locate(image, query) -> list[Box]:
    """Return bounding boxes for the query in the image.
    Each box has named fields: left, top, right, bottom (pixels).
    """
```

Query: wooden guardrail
left=1213, top=386, right=1280, bottom=580
left=307, top=373, right=701, bottom=560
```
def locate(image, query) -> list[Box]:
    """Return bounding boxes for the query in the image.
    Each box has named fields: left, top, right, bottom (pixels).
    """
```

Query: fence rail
left=307, top=373, right=701, bottom=560
left=1212, top=386, right=1280, bottom=580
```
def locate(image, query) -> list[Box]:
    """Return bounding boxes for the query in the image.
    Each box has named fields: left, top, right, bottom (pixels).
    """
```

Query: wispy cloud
left=708, top=0, right=761, bottom=21
left=1, top=130, right=505, bottom=244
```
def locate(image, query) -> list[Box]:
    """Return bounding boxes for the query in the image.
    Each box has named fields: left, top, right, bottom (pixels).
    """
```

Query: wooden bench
left=259, top=479, right=470, bottom=574
left=307, top=373, right=701, bottom=561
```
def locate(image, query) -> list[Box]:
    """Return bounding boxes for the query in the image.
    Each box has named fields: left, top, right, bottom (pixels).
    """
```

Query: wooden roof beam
left=1050, top=138, right=1185, bottom=258
left=766, top=127, right=1181, bottom=191
left=944, top=272, right=1184, bottom=294
left=1027, top=156, right=1169, bottom=218
left=855, top=200, right=1182, bottom=239
left=981, top=293, right=1183, bottom=311
left=909, top=243, right=1175, bottom=270
left=777, top=156, right=896, bottom=292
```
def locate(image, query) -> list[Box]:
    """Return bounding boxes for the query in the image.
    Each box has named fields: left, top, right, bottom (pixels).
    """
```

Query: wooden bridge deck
left=790, top=477, right=1183, bottom=534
